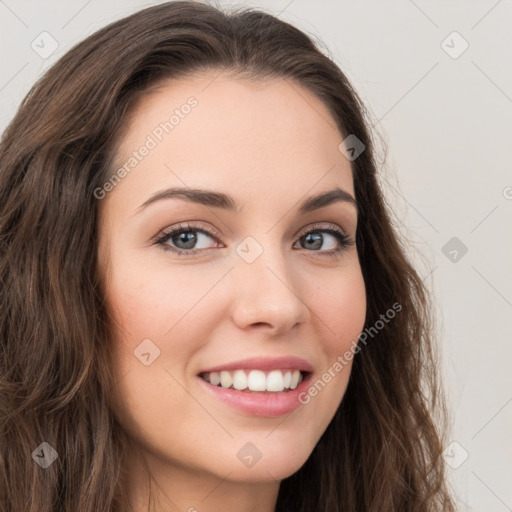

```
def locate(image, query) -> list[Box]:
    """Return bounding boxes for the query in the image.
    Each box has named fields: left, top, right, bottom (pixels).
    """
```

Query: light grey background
left=1, top=1, right=511, bottom=510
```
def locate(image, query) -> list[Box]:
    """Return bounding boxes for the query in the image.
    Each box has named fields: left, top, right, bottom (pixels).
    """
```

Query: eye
left=154, top=222, right=221, bottom=255
left=293, top=223, right=354, bottom=257
left=153, top=221, right=354, bottom=258
left=296, top=231, right=340, bottom=251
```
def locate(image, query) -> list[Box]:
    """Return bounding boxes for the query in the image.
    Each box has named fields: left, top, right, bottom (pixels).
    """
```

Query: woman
left=0, top=2, right=456, bottom=511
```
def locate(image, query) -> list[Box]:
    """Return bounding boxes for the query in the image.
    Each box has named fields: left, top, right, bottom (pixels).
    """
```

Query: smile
left=197, top=370, right=314, bottom=417
left=199, top=369, right=305, bottom=392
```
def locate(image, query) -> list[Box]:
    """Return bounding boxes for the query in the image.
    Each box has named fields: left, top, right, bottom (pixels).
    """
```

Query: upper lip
left=198, top=356, right=314, bottom=374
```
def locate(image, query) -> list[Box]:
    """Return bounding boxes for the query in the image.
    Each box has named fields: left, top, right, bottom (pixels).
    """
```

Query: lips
left=197, top=371, right=313, bottom=417
left=196, top=356, right=314, bottom=417
left=198, top=355, right=314, bottom=374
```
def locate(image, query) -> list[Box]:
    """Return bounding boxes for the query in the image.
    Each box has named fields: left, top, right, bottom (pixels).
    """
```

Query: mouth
left=198, top=369, right=310, bottom=393
left=196, top=368, right=313, bottom=417
left=196, top=356, right=314, bottom=416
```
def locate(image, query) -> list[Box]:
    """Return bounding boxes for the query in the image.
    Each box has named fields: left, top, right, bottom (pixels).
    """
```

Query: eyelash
left=153, top=222, right=355, bottom=259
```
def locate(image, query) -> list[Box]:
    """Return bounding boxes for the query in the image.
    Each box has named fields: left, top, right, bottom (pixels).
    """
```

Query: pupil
left=173, top=231, right=197, bottom=249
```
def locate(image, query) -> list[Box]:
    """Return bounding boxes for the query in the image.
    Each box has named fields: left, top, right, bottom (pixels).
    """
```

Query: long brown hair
left=0, top=1, right=456, bottom=510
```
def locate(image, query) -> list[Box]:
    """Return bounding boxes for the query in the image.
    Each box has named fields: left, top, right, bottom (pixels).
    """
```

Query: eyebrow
left=134, top=186, right=357, bottom=216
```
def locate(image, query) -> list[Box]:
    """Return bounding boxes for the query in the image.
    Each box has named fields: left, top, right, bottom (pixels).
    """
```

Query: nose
left=229, top=243, right=311, bottom=335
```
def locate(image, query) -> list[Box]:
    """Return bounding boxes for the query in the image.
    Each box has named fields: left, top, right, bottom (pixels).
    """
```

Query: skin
left=97, top=71, right=367, bottom=512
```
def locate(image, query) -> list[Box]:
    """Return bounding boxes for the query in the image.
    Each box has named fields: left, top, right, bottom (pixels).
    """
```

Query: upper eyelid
left=155, top=221, right=350, bottom=241
left=296, top=222, right=349, bottom=237
left=155, top=222, right=220, bottom=243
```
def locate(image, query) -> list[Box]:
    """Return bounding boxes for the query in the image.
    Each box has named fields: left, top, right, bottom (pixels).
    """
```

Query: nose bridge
left=229, top=232, right=310, bottom=332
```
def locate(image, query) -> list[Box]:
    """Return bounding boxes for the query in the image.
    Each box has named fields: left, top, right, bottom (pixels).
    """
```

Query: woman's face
left=97, top=71, right=366, bottom=492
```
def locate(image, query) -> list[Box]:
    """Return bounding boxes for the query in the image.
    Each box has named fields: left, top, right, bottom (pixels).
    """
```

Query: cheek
left=103, top=259, right=229, bottom=461
left=105, top=250, right=227, bottom=347
left=298, top=264, right=366, bottom=419
left=308, top=262, right=367, bottom=351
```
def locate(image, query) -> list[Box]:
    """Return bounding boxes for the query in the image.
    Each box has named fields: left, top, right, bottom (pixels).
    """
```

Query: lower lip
left=197, top=373, right=312, bottom=417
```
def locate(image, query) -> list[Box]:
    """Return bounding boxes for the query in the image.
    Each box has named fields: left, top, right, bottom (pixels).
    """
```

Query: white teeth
left=283, top=371, right=291, bottom=388
left=267, top=370, right=285, bottom=392
left=247, top=370, right=267, bottom=391
left=220, top=371, right=232, bottom=389
left=201, top=368, right=306, bottom=392
left=290, top=369, right=301, bottom=390
left=232, top=369, right=248, bottom=390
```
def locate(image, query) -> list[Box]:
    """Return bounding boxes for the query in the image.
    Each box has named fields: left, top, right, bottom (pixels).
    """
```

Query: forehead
left=104, top=71, right=354, bottom=217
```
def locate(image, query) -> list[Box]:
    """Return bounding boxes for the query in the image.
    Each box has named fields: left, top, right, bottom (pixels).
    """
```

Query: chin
left=210, top=436, right=315, bottom=483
